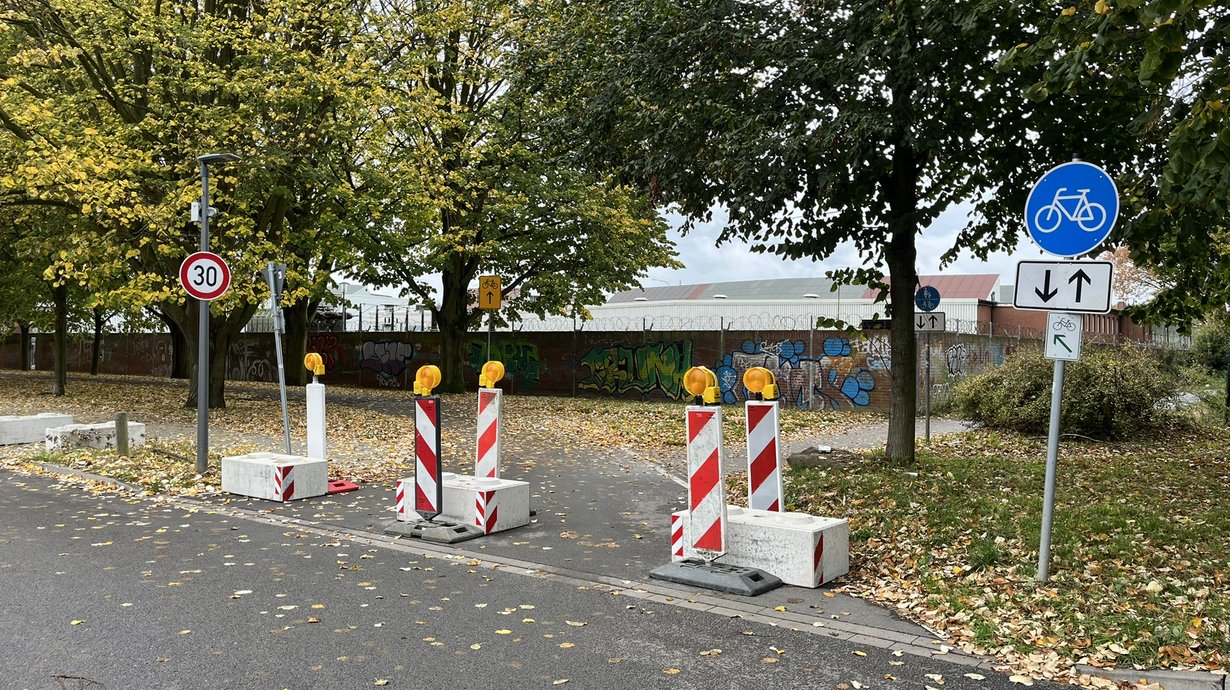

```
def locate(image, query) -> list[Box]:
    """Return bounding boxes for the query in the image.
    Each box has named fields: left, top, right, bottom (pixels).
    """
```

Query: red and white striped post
left=412, top=365, right=443, bottom=521
left=683, top=366, right=727, bottom=560
left=395, top=478, right=409, bottom=520
left=745, top=401, right=784, bottom=511
left=670, top=512, right=684, bottom=559
left=743, top=367, right=784, bottom=512
left=687, top=405, right=727, bottom=558
left=475, top=388, right=502, bottom=477
left=275, top=464, right=296, bottom=502
left=475, top=488, right=499, bottom=534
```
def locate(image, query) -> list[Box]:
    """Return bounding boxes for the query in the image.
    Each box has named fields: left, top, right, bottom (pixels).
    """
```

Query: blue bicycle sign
left=1024, top=161, right=1119, bottom=257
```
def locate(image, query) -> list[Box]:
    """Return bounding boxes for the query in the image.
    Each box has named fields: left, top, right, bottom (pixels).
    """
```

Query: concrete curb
left=1075, top=664, right=1226, bottom=690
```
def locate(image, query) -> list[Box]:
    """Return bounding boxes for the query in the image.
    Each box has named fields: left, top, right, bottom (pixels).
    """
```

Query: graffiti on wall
left=227, top=340, right=274, bottom=382
left=944, top=341, right=1015, bottom=378
left=468, top=339, right=546, bottom=388
left=360, top=340, right=416, bottom=388
left=578, top=340, right=694, bottom=399
left=855, top=335, right=892, bottom=371
left=716, top=338, right=879, bottom=409
left=307, top=333, right=343, bottom=374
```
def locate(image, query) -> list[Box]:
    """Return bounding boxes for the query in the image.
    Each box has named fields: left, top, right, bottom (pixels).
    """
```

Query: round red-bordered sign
left=179, top=251, right=232, bottom=301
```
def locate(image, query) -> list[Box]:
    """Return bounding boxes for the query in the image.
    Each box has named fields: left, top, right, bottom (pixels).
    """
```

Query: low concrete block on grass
left=0, top=413, right=73, bottom=445
left=44, top=420, right=144, bottom=451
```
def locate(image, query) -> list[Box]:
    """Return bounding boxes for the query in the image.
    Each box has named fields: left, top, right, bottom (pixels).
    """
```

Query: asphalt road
left=0, top=471, right=1068, bottom=690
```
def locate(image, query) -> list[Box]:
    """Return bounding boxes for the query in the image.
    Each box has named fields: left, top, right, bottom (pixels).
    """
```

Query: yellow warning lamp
left=414, top=365, right=442, bottom=396
left=683, top=366, right=720, bottom=405
left=303, top=353, right=325, bottom=379
left=743, top=367, right=779, bottom=401
left=479, top=361, right=505, bottom=388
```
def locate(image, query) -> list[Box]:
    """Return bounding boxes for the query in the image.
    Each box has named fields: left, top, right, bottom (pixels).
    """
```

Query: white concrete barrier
left=45, top=420, right=145, bottom=451
left=396, top=472, right=529, bottom=534
left=221, top=452, right=327, bottom=502
left=671, top=506, right=849, bottom=587
left=0, top=413, right=73, bottom=445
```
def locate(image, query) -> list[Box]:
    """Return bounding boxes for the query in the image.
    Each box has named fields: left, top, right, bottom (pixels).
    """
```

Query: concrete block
left=0, top=413, right=73, bottom=445
left=671, top=506, right=849, bottom=588
left=45, top=420, right=145, bottom=451
left=396, top=472, right=530, bottom=533
left=221, top=452, right=327, bottom=502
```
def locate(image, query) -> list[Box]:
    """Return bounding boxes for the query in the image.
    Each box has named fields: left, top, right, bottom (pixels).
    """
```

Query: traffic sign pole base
left=649, top=559, right=782, bottom=596
left=383, top=519, right=484, bottom=543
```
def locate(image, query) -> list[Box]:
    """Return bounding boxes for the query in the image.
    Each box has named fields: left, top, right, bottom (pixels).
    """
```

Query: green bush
left=953, top=345, right=1180, bottom=438
left=1191, top=311, right=1230, bottom=374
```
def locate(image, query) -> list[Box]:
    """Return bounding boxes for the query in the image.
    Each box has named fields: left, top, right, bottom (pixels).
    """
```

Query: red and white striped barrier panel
left=745, top=400, right=784, bottom=512
left=686, top=405, right=727, bottom=558
left=275, top=465, right=296, bottom=502
left=475, top=388, right=502, bottom=478
left=414, top=396, right=442, bottom=520
left=475, top=488, right=499, bottom=534
left=395, top=477, right=409, bottom=520
left=221, top=452, right=327, bottom=502
left=671, top=512, right=684, bottom=559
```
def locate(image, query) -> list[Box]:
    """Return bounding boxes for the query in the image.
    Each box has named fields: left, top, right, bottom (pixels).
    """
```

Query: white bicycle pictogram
left=1033, top=187, right=1108, bottom=233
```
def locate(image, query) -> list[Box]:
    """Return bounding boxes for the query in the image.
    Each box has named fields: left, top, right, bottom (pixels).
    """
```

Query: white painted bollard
left=671, top=506, right=849, bottom=587
left=0, top=413, right=73, bottom=445
left=745, top=400, right=784, bottom=512
left=306, top=381, right=326, bottom=461
left=475, top=388, right=502, bottom=478
left=221, top=452, right=328, bottom=502
left=686, top=405, right=728, bottom=557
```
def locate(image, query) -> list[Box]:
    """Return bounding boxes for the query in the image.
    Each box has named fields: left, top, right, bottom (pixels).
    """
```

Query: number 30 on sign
left=179, top=251, right=232, bottom=301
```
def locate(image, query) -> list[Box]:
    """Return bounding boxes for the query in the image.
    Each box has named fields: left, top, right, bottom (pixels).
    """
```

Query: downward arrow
left=1069, top=269, right=1091, bottom=302
left=1053, top=334, right=1072, bottom=353
left=916, top=316, right=925, bottom=329
left=1034, top=270, right=1058, bottom=302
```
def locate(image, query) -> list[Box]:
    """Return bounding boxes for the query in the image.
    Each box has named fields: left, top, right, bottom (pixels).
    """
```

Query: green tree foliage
left=352, top=0, right=680, bottom=392
left=526, top=0, right=1140, bottom=462
left=954, top=346, right=1180, bottom=438
left=1011, top=0, right=1230, bottom=326
left=0, top=0, right=384, bottom=406
left=1192, top=309, right=1230, bottom=374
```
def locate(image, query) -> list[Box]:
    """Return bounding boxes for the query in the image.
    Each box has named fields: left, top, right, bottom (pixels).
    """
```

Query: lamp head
left=198, top=153, right=241, bottom=164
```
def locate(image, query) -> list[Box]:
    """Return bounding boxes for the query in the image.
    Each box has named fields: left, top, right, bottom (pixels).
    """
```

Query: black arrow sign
left=929, top=314, right=938, bottom=328
left=916, top=316, right=925, bottom=329
left=1034, top=270, right=1058, bottom=302
left=1069, top=269, right=1091, bottom=302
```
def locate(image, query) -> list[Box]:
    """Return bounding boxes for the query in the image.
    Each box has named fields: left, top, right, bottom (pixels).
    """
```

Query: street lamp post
left=195, top=152, right=240, bottom=475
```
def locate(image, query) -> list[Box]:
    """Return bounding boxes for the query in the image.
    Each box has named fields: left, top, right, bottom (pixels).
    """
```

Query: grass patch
left=782, top=427, right=1230, bottom=674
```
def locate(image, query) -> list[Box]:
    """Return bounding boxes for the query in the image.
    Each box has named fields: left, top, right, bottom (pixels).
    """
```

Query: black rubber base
left=383, top=519, right=484, bottom=543
left=649, top=559, right=783, bottom=596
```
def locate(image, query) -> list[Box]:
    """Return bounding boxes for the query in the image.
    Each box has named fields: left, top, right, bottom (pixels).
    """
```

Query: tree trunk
left=17, top=320, right=31, bottom=370
left=282, top=298, right=320, bottom=387
left=175, top=300, right=257, bottom=409
left=51, top=282, right=68, bottom=396
left=156, top=308, right=191, bottom=379
left=90, top=306, right=105, bottom=375
left=437, top=268, right=474, bottom=393
left=884, top=132, right=920, bottom=464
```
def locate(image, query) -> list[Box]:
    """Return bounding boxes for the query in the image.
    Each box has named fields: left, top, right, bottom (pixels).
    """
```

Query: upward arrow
left=1034, top=270, right=1058, bottom=302
left=1069, top=269, right=1091, bottom=302
left=929, top=314, right=938, bottom=328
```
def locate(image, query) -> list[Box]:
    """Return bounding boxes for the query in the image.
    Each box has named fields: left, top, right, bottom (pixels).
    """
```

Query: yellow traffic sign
left=479, top=275, right=502, bottom=310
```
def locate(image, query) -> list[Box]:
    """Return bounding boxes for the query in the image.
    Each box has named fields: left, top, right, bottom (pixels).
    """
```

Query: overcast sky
left=642, top=203, right=1055, bottom=292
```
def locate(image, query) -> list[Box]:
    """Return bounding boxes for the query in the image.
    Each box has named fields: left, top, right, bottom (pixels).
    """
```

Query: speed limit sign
left=179, top=251, right=232, bottom=301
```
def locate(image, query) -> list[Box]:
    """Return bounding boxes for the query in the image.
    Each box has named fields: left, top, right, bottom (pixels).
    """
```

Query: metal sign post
left=1023, top=158, right=1118, bottom=582
left=264, top=262, right=291, bottom=454
left=914, top=287, right=942, bottom=444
